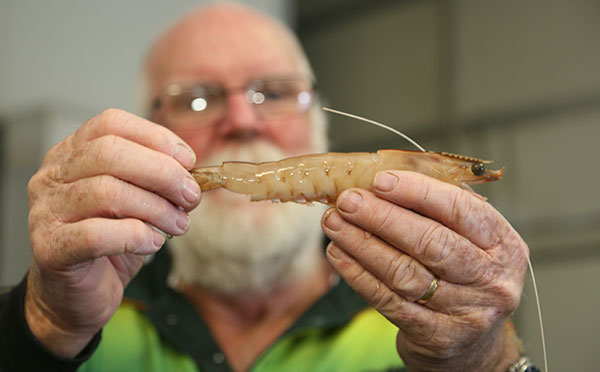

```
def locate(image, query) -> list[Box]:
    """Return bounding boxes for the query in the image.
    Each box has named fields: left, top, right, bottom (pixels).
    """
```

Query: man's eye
left=263, top=90, right=283, bottom=100
left=172, top=95, right=195, bottom=111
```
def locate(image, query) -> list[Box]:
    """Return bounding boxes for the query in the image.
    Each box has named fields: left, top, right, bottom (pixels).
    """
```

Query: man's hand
left=25, top=108, right=201, bottom=358
left=322, top=171, right=527, bottom=372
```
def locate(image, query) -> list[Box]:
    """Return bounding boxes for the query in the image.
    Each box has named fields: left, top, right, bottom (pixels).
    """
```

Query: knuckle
left=386, top=256, right=417, bottom=293
left=28, top=204, right=53, bottom=229
left=415, top=224, right=450, bottom=263
left=90, top=176, right=124, bottom=216
left=83, top=108, right=137, bottom=141
left=449, top=189, right=472, bottom=225
left=100, top=108, right=127, bottom=127
left=370, top=283, right=398, bottom=313
left=66, top=178, right=89, bottom=204
left=368, top=201, right=396, bottom=234
left=418, top=179, right=433, bottom=204
left=28, top=205, right=42, bottom=225
left=41, top=135, right=73, bottom=166
left=345, top=265, right=367, bottom=287
left=469, top=309, right=500, bottom=335
left=85, top=108, right=126, bottom=136
left=28, top=169, right=61, bottom=206
left=407, top=175, right=432, bottom=209
left=350, top=230, right=374, bottom=257
left=29, top=227, right=49, bottom=260
left=488, top=279, right=522, bottom=315
left=27, top=173, right=42, bottom=202
left=476, top=263, right=498, bottom=288
left=90, top=135, right=123, bottom=168
left=96, top=133, right=122, bottom=151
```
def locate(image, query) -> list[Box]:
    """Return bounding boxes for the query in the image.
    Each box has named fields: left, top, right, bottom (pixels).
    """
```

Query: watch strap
left=507, top=356, right=541, bottom=372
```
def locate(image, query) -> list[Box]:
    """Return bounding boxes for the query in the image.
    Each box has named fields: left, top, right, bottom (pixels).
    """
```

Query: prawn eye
left=471, top=163, right=486, bottom=176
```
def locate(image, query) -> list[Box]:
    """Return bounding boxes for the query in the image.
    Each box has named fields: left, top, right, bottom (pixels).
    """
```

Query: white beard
left=168, top=141, right=327, bottom=296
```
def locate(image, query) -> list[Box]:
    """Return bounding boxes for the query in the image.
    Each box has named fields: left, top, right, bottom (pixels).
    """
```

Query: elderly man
left=0, top=3, right=534, bottom=372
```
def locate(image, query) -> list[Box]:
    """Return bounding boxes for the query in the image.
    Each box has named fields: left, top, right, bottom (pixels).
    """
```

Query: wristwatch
left=507, top=356, right=541, bottom=372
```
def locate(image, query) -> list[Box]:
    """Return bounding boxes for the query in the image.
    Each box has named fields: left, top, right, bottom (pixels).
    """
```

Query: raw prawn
left=191, top=150, right=504, bottom=205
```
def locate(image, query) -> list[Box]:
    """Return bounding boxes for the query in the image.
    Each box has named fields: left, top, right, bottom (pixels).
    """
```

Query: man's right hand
left=24, top=108, right=201, bottom=358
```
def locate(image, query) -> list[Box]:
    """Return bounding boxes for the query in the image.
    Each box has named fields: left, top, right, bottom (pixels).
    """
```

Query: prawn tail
left=191, top=167, right=225, bottom=191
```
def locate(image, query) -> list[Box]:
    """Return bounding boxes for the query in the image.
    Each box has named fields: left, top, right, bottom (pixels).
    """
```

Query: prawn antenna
left=322, top=107, right=427, bottom=152
left=528, top=258, right=549, bottom=372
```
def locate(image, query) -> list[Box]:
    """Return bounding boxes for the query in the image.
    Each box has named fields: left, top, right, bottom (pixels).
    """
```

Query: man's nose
left=219, top=90, right=263, bottom=136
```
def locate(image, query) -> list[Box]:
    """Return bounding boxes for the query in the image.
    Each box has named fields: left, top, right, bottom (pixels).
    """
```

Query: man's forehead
left=149, top=7, right=300, bottom=85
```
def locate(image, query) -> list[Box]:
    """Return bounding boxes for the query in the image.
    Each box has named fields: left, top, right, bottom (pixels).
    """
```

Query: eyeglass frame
left=150, top=75, right=317, bottom=128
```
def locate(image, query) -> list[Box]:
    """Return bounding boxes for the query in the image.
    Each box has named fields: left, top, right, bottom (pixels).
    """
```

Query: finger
left=54, top=175, right=190, bottom=236
left=371, top=171, right=515, bottom=251
left=322, top=210, right=483, bottom=313
left=323, top=209, right=436, bottom=302
left=334, top=189, right=489, bottom=284
left=325, top=241, right=452, bottom=334
left=41, top=218, right=165, bottom=267
left=73, top=108, right=196, bottom=169
left=53, top=135, right=200, bottom=211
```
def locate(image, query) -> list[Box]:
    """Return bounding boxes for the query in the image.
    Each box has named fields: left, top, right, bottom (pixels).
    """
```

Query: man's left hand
left=321, top=170, right=527, bottom=372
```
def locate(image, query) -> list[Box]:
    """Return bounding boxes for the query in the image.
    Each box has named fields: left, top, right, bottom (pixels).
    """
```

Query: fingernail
left=153, top=230, right=166, bottom=249
left=327, top=243, right=346, bottom=260
left=374, top=172, right=398, bottom=192
left=323, top=209, right=343, bottom=231
left=322, top=208, right=334, bottom=223
left=175, top=212, right=190, bottom=232
left=173, top=142, right=196, bottom=169
left=182, top=178, right=201, bottom=205
left=338, top=191, right=362, bottom=213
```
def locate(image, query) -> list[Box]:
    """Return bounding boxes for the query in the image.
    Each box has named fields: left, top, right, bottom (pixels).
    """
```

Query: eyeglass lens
left=160, top=78, right=312, bottom=127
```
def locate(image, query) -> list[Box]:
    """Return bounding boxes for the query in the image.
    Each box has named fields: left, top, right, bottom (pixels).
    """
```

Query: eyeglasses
left=151, top=77, right=314, bottom=128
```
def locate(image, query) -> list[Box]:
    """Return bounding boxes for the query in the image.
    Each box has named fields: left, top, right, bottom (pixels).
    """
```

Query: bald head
left=143, top=3, right=312, bottom=107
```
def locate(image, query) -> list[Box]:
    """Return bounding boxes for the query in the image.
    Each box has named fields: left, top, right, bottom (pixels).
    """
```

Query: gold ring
left=416, top=277, right=439, bottom=305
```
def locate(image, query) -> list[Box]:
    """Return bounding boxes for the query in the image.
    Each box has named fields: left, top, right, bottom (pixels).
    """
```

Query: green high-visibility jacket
left=79, top=249, right=406, bottom=372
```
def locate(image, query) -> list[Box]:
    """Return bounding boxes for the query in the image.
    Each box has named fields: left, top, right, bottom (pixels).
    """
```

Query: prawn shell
left=191, top=150, right=504, bottom=205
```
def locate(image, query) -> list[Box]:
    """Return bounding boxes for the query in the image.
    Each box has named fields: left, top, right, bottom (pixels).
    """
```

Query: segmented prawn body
left=191, top=150, right=504, bottom=205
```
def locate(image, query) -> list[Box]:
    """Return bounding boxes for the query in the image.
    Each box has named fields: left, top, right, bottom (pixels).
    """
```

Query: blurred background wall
left=1, top=0, right=599, bottom=370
